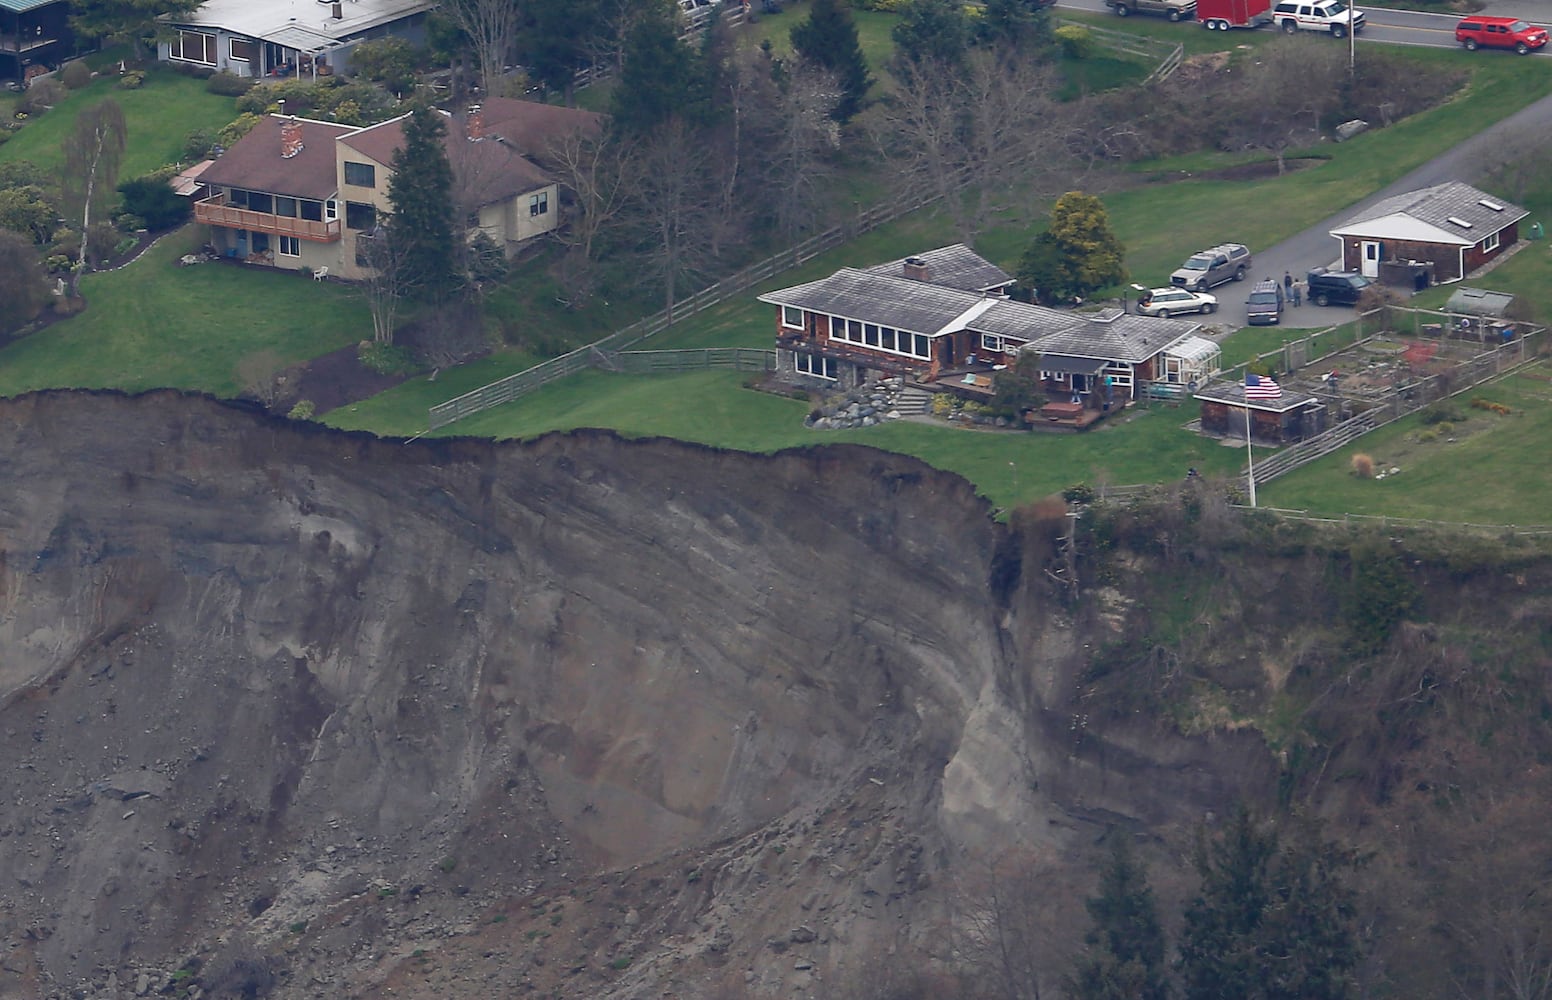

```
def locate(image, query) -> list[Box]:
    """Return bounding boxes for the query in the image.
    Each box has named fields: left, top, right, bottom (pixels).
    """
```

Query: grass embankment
left=0, top=66, right=237, bottom=179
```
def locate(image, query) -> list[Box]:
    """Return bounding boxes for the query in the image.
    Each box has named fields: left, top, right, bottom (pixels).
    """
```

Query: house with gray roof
left=1330, top=181, right=1527, bottom=285
left=757, top=251, right=1211, bottom=406
left=158, top=0, right=435, bottom=80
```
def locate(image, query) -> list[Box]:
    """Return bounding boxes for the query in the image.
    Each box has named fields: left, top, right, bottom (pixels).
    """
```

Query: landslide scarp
left=0, top=390, right=1049, bottom=997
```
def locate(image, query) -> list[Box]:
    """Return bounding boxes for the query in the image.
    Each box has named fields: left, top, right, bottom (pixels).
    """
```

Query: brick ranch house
left=1329, top=180, right=1528, bottom=286
left=193, top=98, right=602, bottom=280
left=757, top=245, right=1220, bottom=407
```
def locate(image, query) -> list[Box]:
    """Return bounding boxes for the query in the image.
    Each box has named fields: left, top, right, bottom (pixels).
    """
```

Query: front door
left=1071, top=373, right=1088, bottom=394
left=1360, top=241, right=1381, bottom=278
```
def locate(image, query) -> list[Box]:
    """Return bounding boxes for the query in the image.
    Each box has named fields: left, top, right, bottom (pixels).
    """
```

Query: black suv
left=1306, top=267, right=1373, bottom=307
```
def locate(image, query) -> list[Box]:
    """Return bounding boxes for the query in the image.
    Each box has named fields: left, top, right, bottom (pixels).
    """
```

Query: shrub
left=350, top=36, right=418, bottom=94
left=1420, top=403, right=1463, bottom=425
left=113, top=235, right=139, bottom=257
left=119, top=175, right=192, bottom=230
left=183, top=127, right=218, bottom=160
left=1054, top=24, right=1094, bottom=59
left=206, top=71, right=254, bottom=96
left=357, top=340, right=419, bottom=375
left=19, top=77, right=64, bottom=114
left=287, top=400, right=316, bottom=420
left=930, top=394, right=955, bottom=417
left=114, top=214, right=146, bottom=233
left=1350, top=453, right=1375, bottom=478
left=117, top=71, right=145, bottom=90
left=218, top=112, right=263, bottom=147
left=1470, top=397, right=1512, bottom=415
left=59, top=61, right=92, bottom=90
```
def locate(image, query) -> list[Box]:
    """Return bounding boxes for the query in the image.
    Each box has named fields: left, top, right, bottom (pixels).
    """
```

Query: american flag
left=1244, top=373, right=1282, bottom=400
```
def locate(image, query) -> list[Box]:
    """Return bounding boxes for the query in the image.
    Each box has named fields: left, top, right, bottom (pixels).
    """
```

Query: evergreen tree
left=789, top=0, right=873, bottom=123
left=1016, top=191, right=1127, bottom=302
left=1176, top=809, right=1361, bottom=1000
left=388, top=105, right=458, bottom=303
left=891, top=0, right=971, bottom=73
left=610, top=0, right=704, bottom=136
left=975, top=0, right=1056, bottom=51
left=1070, top=837, right=1169, bottom=1000
left=70, top=0, right=204, bottom=57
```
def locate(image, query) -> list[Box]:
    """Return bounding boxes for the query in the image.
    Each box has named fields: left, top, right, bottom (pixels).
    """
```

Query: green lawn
left=1262, top=365, right=1552, bottom=523
left=331, top=367, right=1244, bottom=508
left=0, top=67, right=237, bottom=179
left=0, top=228, right=370, bottom=397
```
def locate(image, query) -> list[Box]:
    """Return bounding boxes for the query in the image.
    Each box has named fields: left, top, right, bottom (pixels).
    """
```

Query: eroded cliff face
left=0, top=392, right=1270, bottom=999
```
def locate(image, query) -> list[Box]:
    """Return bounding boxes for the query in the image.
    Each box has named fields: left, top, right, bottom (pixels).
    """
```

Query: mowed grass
left=344, top=367, right=1243, bottom=508
left=1262, top=364, right=1552, bottom=523
left=0, top=228, right=369, bottom=397
left=0, top=68, right=238, bottom=178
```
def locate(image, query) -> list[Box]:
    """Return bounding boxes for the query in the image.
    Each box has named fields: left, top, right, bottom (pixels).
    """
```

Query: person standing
left=1283, top=271, right=1294, bottom=297
left=1291, top=278, right=1303, bottom=307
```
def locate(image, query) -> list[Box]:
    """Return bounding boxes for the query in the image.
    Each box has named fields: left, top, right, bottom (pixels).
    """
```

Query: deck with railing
left=194, top=195, right=340, bottom=242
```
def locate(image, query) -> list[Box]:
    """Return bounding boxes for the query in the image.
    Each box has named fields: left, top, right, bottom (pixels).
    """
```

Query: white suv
left=1273, top=0, right=1365, bottom=36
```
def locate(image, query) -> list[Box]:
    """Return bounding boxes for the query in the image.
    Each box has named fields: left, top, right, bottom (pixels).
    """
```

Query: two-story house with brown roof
left=192, top=98, right=603, bottom=280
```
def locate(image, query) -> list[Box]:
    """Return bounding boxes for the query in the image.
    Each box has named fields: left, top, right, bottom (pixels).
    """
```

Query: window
left=246, top=192, right=272, bottom=215
left=343, top=162, right=376, bottom=188
left=275, top=196, right=298, bottom=218
left=794, top=354, right=837, bottom=379
left=1042, top=371, right=1069, bottom=383
left=880, top=329, right=896, bottom=351
left=345, top=202, right=377, bottom=231
left=981, top=333, right=1004, bottom=353
left=170, top=30, right=216, bottom=65
left=229, top=38, right=255, bottom=63
left=324, top=200, right=338, bottom=222
left=781, top=305, right=803, bottom=329
left=864, top=324, right=879, bottom=347
left=228, top=188, right=250, bottom=209
left=914, top=334, right=930, bottom=358
left=300, top=200, right=323, bottom=222
left=1483, top=231, right=1501, bottom=253
left=278, top=235, right=300, bottom=257
left=529, top=191, right=549, bottom=217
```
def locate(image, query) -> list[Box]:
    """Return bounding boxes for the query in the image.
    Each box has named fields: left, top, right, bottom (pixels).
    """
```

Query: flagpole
left=1245, top=394, right=1257, bottom=508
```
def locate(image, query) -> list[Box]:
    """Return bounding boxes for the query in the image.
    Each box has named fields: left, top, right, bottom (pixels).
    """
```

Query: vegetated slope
left=0, top=392, right=1546, bottom=999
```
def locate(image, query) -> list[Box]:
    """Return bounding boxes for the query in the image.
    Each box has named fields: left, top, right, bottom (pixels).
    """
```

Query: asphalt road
left=1066, top=0, right=1552, bottom=326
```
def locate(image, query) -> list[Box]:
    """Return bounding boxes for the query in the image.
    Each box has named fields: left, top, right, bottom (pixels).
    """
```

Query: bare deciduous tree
left=941, top=849, right=1084, bottom=1000
left=441, top=0, right=521, bottom=97
left=1217, top=36, right=1345, bottom=173
left=356, top=222, right=412, bottom=344
left=621, top=117, right=721, bottom=319
left=60, top=99, right=127, bottom=296
left=547, top=127, right=635, bottom=308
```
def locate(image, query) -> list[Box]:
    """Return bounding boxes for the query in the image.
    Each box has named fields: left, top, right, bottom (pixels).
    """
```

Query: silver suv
left=1170, top=243, right=1251, bottom=292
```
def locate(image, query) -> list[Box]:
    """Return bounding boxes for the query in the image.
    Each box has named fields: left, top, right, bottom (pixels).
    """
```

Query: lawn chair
left=312, top=266, right=329, bottom=282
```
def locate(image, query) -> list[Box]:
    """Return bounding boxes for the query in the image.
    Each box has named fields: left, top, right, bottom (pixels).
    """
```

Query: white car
left=1135, top=287, right=1217, bottom=318
left=1273, top=0, right=1365, bottom=36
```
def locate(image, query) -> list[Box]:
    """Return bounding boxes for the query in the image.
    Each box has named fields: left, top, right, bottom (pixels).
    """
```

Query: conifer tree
left=1176, top=809, right=1361, bottom=1000
left=610, top=0, right=703, bottom=136
left=388, top=105, right=457, bottom=303
left=1070, top=836, right=1170, bottom=1000
left=891, top=0, right=971, bottom=73
left=789, top=0, right=873, bottom=122
left=1016, top=191, right=1127, bottom=302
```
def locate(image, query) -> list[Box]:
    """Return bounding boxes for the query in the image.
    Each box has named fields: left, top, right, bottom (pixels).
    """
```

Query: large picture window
left=343, top=162, right=376, bottom=189
left=229, top=38, right=256, bottom=63
left=170, top=30, right=216, bottom=65
left=781, top=305, right=803, bottom=329
left=794, top=354, right=837, bottom=379
left=344, top=202, right=377, bottom=231
left=827, top=314, right=932, bottom=359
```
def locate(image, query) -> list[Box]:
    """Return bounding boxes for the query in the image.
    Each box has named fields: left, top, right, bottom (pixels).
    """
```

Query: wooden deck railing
left=194, top=195, right=340, bottom=242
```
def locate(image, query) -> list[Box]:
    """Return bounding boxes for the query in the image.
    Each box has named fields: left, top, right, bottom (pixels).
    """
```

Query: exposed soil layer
left=0, top=391, right=1546, bottom=999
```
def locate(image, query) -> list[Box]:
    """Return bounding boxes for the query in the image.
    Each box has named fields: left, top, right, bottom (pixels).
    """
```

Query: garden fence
left=602, top=348, right=777, bottom=374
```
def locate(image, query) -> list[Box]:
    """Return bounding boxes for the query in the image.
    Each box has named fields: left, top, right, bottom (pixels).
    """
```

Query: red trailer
left=1197, top=0, right=1271, bottom=29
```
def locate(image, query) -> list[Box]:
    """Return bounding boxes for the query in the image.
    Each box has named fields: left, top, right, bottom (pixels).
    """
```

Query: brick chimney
left=902, top=256, right=930, bottom=282
left=466, top=104, right=485, bottom=141
left=280, top=116, right=304, bottom=159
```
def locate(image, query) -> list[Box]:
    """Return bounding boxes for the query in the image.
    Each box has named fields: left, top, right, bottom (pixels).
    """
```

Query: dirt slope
left=0, top=392, right=1276, bottom=998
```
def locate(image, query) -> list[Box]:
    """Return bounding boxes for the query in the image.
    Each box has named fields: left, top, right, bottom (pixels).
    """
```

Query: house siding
left=1339, top=220, right=1518, bottom=284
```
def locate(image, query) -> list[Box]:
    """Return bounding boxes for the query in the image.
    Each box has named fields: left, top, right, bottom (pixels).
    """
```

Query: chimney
left=332, top=1, right=343, bottom=18
left=902, top=256, right=930, bottom=282
left=466, top=104, right=485, bottom=140
left=280, top=116, right=304, bottom=159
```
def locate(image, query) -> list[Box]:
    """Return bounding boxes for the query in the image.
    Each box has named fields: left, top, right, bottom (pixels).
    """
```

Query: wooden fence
left=1246, top=325, right=1541, bottom=485
left=604, top=348, right=777, bottom=374
left=1231, top=507, right=1552, bottom=537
